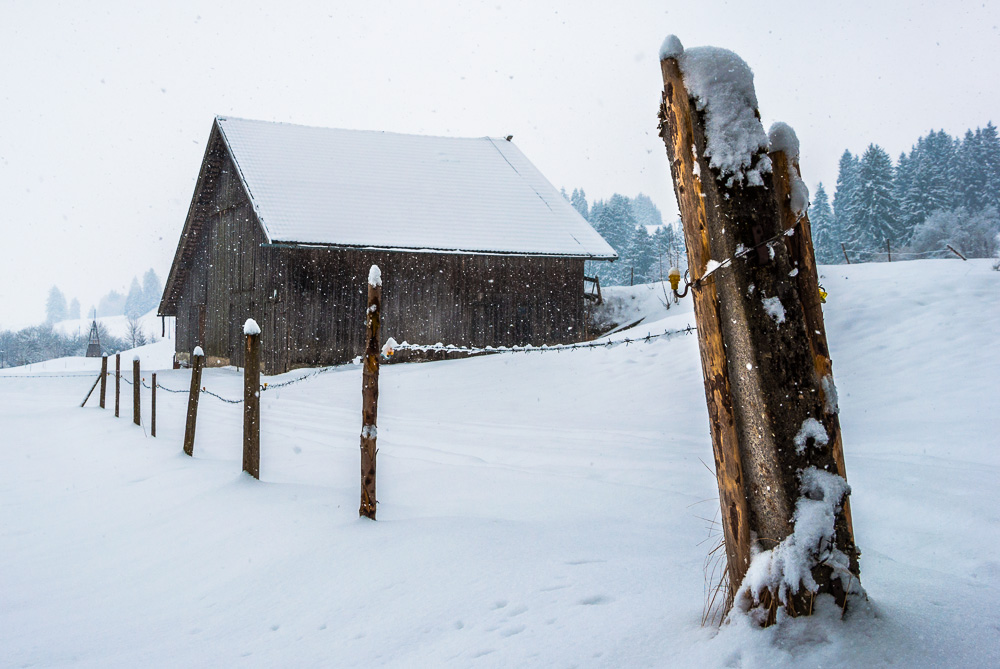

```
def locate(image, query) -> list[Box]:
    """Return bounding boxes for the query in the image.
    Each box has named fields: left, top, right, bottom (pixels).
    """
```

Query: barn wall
left=283, top=249, right=584, bottom=370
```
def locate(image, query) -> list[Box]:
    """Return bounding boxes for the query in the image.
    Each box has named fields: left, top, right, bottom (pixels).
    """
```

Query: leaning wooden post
left=99, top=355, right=108, bottom=408
left=770, top=129, right=857, bottom=549
left=359, top=265, right=382, bottom=519
left=182, top=348, right=204, bottom=456
left=243, top=319, right=261, bottom=480
left=132, top=357, right=141, bottom=426
left=151, top=373, right=157, bottom=438
left=658, top=42, right=752, bottom=608
left=659, top=37, right=860, bottom=623
left=114, top=353, right=121, bottom=417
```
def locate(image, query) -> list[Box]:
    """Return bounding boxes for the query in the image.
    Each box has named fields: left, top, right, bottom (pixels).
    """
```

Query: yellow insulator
left=819, top=285, right=828, bottom=303
left=668, top=267, right=681, bottom=291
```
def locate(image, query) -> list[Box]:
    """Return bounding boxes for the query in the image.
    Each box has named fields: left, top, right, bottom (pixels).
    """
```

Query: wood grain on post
left=115, top=354, right=121, bottom=418
left=243, top=321, right=261, bottom=479
left=133, top=358, right=141, bottom=426
left=659, top=52, right=859, bottom=622
left=100, top=355, right=107, bottom=408
left=359, top=266, right=381, bottom=519
left=151, top=372, right=157, bottom=438
left=658, top=58, right=752, bottom=600
left=183, top=351, right=204, bottom=456
left=771, top=150, right=857, bottom=555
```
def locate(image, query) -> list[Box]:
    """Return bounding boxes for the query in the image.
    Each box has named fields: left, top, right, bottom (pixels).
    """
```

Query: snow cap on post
left=192, top=346, right=204, bottom=357
left=243, top=318, right=261, bottom=336
left=768, top=122, right=800, bottom=163
left=368, top=264, right=382, bottom=287
left=659, top=34, right=684, bottom=60
left=133, top=355, right=140, bottom=362
left=667, top=40, right=772, bottom=187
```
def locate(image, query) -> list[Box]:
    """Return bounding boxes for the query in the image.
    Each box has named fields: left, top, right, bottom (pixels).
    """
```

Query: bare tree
left=125, top=315, right=147, bottom=349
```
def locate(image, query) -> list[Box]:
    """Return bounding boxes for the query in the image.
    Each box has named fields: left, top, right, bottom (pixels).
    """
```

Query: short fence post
left=80, top=374, right=102, bottom=407
left=360, top=265, right=382, bottom=519
left=115, top=353, right=121, bottom=417
left=841, top=242, right=851, bottom=264
left=886, top=239, right=892, bottom=262
left=132, top=357, right=141, bottom=426
left=100, top=355, right=107, bottom=408
left=151, top=372, right=157, bottom=438
left=183, top=349, right=204, bottom=456
left=946, top=244, right=968, bottom=261
left=243, top=319, right=261, bottom=479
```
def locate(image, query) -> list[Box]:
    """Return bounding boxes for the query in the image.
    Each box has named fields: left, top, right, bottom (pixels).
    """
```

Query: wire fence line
left=6, top=324, right=697, bottom=404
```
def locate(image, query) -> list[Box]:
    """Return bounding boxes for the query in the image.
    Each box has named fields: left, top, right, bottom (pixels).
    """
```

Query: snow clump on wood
left=762, top=295, right=786, bottom=324
left=658, top=34, right=684, bottom=60
left=793, top=417, right=829, bottom=454
left=670, top=43, right=772, bottom=187
left=243, top=318, right=261, bottom=336
left=192, top=346, right=204, bottom=357
left=735, top=467, right=856, bottom=620
left=368, top=264, right=382, bottom=287
left=767, top=122, right=799, bottom=163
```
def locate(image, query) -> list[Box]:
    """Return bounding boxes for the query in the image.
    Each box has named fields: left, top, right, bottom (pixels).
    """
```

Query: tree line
left=46, top=268, right=162, bottom=323
left=562, top=189, right=686, bottom=287
left=809, top=123, right=1000, bottom=263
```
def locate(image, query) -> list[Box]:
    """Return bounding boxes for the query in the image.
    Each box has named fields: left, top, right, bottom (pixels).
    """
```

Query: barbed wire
left=388, top=325, right=696, bottom=356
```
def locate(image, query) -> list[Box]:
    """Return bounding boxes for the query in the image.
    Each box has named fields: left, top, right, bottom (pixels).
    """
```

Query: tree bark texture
left=659, top=56, right=859, bottom=621
left=243, top=332, right=261, bottom=479
left=359, top=280, right=381, bottom=519
left=183, top=353, right=203, bottom=456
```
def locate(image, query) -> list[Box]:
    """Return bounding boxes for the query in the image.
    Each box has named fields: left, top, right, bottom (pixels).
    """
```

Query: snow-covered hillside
left=1, top=259, right=997, bottom=667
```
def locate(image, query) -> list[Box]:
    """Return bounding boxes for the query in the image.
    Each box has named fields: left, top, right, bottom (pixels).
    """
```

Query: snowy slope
left=0, top=259, right=997, bottom=668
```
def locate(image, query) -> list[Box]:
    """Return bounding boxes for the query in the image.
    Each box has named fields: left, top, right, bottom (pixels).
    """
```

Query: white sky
left=2, top=0, right=998, bottom=328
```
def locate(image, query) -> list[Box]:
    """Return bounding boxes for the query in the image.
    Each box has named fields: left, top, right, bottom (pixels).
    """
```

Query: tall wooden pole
left=659, top=46, right=859, bottom=623
left=243, top=319, right=261, bottom=480
left=183, top=350, right=204, bottom=456
left=115, top=354, right=121, bottom=418
left=151, top=373, right=157, bottom=438
left=359, top=265, right=382, bottom=519
left=132, top=358, right=141, bottom=426
left=99, top=355, right=107, bottom=409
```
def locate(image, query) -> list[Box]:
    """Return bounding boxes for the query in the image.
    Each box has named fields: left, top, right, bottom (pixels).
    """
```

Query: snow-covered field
left=1, top=259, right=997, bottom=667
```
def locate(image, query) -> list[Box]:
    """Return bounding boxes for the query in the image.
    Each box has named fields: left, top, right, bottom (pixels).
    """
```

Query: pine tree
left=853, top=144, right=901, bottom=254
left=570, top=188, right=589, bottom=220
left=142, top=268, right=163, bottom=312
left=809, top=183, right=839, bottom=264
left=833, top=151, right=860, bottom=252
left=629, top=193, right=664, bottom=230
left=68, top=298, right=81, bottom=320
left=45, top=286, right=68, bottom=323
left=124, top=277, right=144, bottom=319
left=979, top=122, right=1000, bottom=212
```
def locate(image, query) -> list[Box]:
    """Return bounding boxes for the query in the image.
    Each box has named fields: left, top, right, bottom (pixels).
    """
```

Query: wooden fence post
left=841, top=242, right=851, bottom=264
left=659, top=40, right=859, bottom=623
left=100, top=355, right=107, bottom=408
left=80, top=374, right=102, bottom=407
left=115, top=353, right=121, bottom=418
left=132, top=357, right=141, bottom=426
left=886, top=239, right=892, bottom=262
left=243, top=319, right=261, bottom=479
left=946, top=244, right=968, bottom=261
left=183, top=348, right=204, bottom=456
left=359, top=265, right=382, bottom=519
left=151, top=372, right=157, bottom=438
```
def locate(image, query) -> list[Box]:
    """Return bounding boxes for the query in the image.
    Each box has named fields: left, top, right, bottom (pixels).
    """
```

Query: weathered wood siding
left=172, top=132, right=586, bottom=375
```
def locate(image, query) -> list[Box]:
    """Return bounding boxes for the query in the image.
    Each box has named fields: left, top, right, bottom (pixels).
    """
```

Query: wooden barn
left=158, top=116, right=617, bottom=374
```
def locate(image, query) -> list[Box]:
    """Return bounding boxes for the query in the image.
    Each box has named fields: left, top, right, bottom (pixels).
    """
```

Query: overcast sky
left=2, top=0, right=998, bottom=328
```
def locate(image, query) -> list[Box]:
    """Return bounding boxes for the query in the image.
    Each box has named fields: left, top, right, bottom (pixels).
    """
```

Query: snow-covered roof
left=214, top=116, right=616, bottom=259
